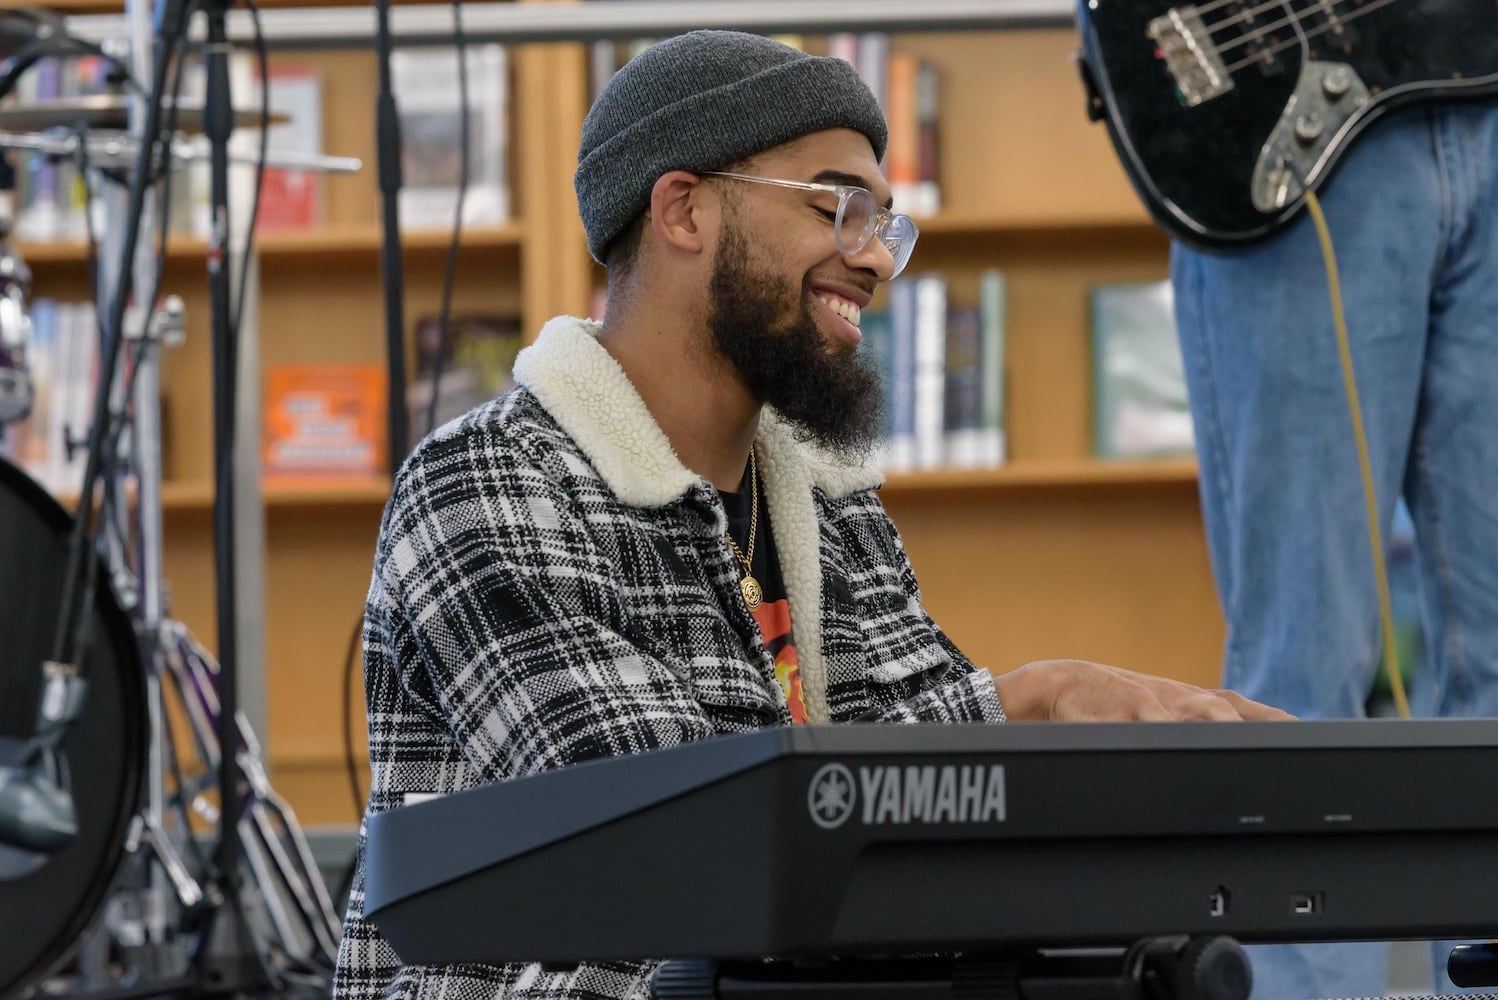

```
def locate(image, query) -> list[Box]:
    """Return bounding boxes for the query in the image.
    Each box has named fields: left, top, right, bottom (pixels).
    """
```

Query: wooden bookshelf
left=914, top=215, right=1159, bottom=238
left=61, top=475, right=393, bottom=511
left=17, top=223, right=524, bottom=266
left=882, top=458, right=1197, bottom=495
left=98, top=459, right=1197, bottom=516
left=7, top=20, right=1229, bottom=825
left=171, top=477, right=394, bottom=510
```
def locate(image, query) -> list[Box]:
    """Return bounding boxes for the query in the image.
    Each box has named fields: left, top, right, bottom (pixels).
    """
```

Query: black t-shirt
left=719, top=468, right=806, bottom=722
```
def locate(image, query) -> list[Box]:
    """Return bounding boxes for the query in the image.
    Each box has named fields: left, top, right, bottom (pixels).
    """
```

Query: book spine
left=885, top=53, right=920, bottom=212
left=978, top=269, right=1008, bottom=466
left=827, top=33, right=859, bottom=69
left=884, top=280, right=917, bottom=473
left=912, top=274, right=947, bottom=470
left=855, top=32, right=889, bottom=115
left=858, top=307, right=895, bottom=459
left=916, top=60, right=942, bottom=218
left=943, top=305, right=983, bottom=469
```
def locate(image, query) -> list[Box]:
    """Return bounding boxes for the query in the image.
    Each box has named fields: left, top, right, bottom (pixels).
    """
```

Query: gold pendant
left=740, top=574, right=763, bottom=612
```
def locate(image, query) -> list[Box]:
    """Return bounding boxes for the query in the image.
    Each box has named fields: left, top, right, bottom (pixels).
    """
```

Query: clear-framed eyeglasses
left=701, top=171, right=921, bottom=278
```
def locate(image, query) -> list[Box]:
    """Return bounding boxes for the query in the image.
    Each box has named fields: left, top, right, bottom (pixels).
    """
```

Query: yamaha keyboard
left=364, top=720, right=1498, bottom=966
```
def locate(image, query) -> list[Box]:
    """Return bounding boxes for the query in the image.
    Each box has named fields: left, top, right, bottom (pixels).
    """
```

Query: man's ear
left=648, top=171, right=710, bottom=255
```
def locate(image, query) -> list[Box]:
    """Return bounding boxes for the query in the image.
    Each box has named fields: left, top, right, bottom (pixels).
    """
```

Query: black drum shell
left=0, top=457, right=146, bottom=999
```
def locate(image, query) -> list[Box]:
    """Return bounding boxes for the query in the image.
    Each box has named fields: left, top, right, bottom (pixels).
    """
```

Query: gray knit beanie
left=575, top=30, right=889, bottom=263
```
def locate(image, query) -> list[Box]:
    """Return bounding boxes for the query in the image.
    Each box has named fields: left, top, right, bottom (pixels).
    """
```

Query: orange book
left=262, top=365, right=386, bottom=485
left=884, top=53, right=920, bottom=211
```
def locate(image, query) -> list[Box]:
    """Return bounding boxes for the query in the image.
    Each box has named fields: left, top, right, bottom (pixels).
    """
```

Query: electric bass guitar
left=1076, top=0, right=1498, bottom=248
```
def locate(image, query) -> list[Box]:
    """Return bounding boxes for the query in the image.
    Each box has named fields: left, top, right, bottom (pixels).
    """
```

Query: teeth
left=818, top=295, right=862, bottom=328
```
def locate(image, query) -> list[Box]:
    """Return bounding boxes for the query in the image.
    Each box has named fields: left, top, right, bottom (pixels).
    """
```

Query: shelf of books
left=15, top=224, right=523, bottom=267
left=0, top=17, right=1237, bottom=824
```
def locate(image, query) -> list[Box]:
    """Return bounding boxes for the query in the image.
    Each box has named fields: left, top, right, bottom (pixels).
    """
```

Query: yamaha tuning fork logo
left=807, top=761, right=1007, bottom=829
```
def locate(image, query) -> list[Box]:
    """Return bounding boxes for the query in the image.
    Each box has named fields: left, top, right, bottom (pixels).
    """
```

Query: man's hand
left=994, top=659, right=1293, bottom=722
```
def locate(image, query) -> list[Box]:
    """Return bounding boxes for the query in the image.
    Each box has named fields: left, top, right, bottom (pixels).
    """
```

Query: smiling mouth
left=815, top=292, right=862, bottom=329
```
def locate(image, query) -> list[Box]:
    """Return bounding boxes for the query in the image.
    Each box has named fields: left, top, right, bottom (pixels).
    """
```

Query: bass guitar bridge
left=1148, top=5, right=1235, bottom=106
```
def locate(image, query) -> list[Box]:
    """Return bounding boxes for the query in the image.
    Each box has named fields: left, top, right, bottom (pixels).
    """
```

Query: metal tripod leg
left=163, top=623, right=342, bottom=969
left=122, top=809, right=205, bottom=918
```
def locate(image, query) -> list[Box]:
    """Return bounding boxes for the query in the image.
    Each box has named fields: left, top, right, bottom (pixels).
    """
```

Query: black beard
left=706, top=227, right=884, bottom=462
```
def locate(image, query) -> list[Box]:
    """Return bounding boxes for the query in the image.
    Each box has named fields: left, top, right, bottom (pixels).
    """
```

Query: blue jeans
left=1173, top=100, right=1498, bottom=999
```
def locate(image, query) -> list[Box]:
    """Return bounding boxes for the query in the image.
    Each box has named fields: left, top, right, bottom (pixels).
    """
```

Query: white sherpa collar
left=514, top=315, right=881, bottom=724
left=513, top=316, right=883, bottom=507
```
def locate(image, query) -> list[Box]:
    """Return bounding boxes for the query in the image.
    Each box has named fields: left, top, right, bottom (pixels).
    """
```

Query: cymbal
left=0, top=96, right=289, bottom=134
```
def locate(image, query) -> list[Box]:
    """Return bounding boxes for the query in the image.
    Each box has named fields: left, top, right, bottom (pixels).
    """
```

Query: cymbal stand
left=77, top=0, right=207, bottom=985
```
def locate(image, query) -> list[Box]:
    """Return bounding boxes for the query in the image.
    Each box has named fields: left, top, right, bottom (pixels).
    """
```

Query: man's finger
left=1170, top=692, right=1243, bottom=721
left=1214, top=688, right=1296, bottom=720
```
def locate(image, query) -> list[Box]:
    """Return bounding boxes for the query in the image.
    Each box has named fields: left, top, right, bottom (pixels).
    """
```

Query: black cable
left=336, top=612, right=364, bottom=909
left=232, top=0, right=269, bottom=340
left=66, top=126, right=109, bottom=660
left=341, top=614, right=364, bottom=820
left=195, top=10, right=288, bottom=994
left=72, top=122, right=135, bottom=566
left=74, top=122, right=105, bottom=333
left=422, top=0, right=471, bottom=438
left=374, top=0, right=408, bottom=471
left=50, top=0, right=193, bottom=675
left=96, top=6, right=197, bottom=587
left=73, top=122, right=138, bottom=568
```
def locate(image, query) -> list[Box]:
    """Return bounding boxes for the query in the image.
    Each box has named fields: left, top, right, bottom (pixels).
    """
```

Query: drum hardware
left=1, top=3, right=355, bottom=997
left=0, top=152, right=33, bottom=428
left=160, top=622, right=341, bottom=966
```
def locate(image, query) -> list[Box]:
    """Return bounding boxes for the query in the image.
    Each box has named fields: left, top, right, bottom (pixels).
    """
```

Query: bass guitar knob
left=1294, top=112, right=1325, bottom=146
left=1322, top=65, right=1353, bottom=100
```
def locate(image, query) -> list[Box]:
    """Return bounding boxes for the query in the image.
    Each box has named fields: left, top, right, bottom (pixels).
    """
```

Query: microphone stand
left=195, top=1, right=265, bottom=993
left=374, top=0, right=407, bottom=472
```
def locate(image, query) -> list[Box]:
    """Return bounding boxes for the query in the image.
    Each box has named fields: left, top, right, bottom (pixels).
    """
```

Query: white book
left=827, top=33, right=858, bottom=69
left=395, top=44, right=509, bottom=231
left=589, top=41, right=617, bottom=103
left=252, top=63, right=324, bottom=230
left=856, top=32, right=889, bottom=114
left=978, top=269, right=1008, bottom=467
left=912, top=274, right=947, bottom=470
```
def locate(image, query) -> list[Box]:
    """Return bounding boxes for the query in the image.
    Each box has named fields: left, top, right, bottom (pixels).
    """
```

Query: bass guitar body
left=1077, top=0, right=1498, bottom=248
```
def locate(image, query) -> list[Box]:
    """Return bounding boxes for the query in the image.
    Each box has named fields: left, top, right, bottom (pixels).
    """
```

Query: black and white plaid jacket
left=334, top=316, right=1007, bottom=1000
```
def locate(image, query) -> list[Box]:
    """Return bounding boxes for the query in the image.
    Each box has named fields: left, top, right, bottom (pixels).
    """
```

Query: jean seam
left=1430, top=106, right=1455, bottom=284
left=1413, top=434, right=1460, bottom=713
left=1182, top=259, right=1242, bottom=683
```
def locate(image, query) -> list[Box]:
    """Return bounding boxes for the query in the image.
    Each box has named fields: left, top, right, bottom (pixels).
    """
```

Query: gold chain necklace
left=725, top=450, right=763, bottom=612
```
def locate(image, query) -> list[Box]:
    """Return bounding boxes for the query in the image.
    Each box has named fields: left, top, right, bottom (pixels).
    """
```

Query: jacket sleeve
left=862, top=667, right=1006, bottom=724
left=857, top=501, right=1007, bottom=726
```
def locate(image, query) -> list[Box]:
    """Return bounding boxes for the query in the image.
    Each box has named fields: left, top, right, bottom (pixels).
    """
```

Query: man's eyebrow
left=810, top=169, right=895, bottom=210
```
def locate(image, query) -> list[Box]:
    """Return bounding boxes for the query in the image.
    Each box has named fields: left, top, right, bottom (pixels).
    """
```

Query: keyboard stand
left=1451, top=944, right=1498, bottom=989
left=650, top=935, right=1251, bottom=1000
